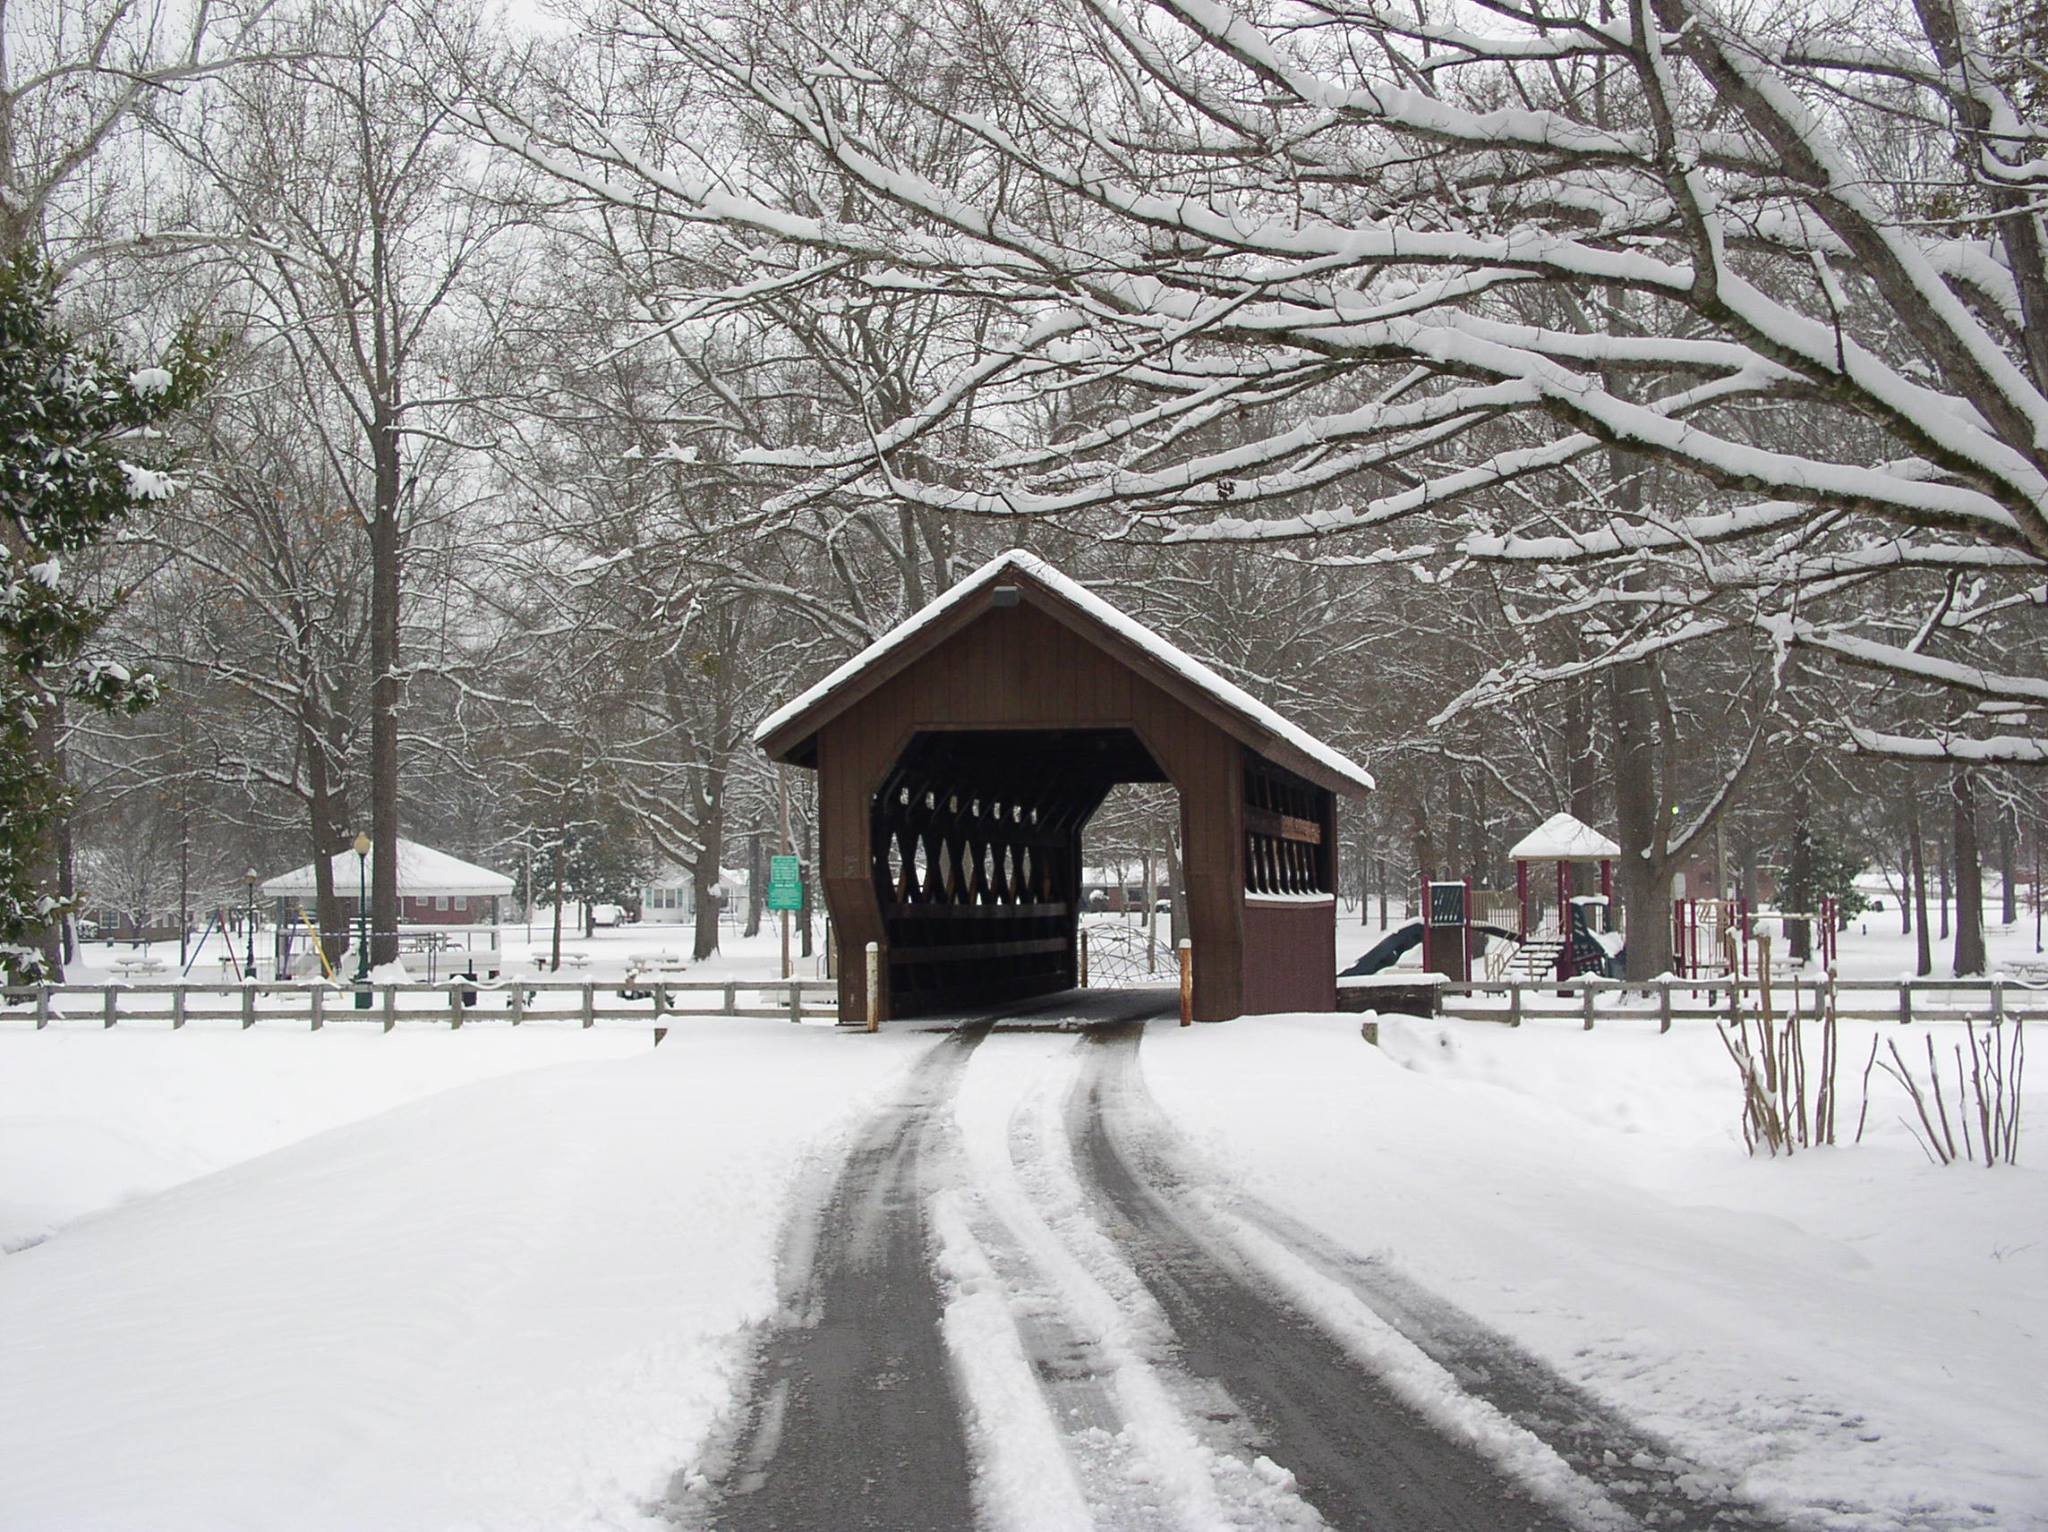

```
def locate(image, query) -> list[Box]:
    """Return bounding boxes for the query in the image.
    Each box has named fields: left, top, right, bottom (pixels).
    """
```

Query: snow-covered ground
left=0, top=1010, right=941, bottom=1532
left=2, top=915, right=2042, bottom=1529
left=1140, top=1012, right=2046, bottom=1529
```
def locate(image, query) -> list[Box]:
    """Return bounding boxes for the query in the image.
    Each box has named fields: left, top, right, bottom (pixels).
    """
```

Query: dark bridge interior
left=871, top=728, right=1168, bottom=1015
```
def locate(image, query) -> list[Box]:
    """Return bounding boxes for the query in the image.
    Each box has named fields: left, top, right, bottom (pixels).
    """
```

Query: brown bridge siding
left=1242, top=899, right=1339, bottom=1014
left=821, top=602, right=1254, bottom=1023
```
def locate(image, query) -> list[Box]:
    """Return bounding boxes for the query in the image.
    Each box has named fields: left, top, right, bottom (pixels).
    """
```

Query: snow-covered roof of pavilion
left=1509, top=813, right=1620, bottom=864
left=753, top=549, right=1373, bottom=795
left=259, top=838, right=515, bottom=899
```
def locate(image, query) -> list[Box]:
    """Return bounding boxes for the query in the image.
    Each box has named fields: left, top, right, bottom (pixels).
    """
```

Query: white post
left=866, top=940, right=881, bottom=1033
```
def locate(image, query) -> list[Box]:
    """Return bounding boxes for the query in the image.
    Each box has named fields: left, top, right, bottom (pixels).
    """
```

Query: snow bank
left=0, top=1026, right=651, bottom=1253
left=0, top=1021, right=942, bottom=1532
left=1136, top=1013, right=2048, bottom=1530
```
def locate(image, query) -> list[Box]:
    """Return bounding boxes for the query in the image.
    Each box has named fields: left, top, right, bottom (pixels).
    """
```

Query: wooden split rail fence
left=0, top=978, right=840, bottom=1031
left=1431, top=975, right=2047, bottom=1031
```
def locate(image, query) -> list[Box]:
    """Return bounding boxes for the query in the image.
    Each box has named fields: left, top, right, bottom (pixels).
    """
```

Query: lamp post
left=243, top=869, right=259, bottom=981
left=354, top=832, right=372, bottom=1008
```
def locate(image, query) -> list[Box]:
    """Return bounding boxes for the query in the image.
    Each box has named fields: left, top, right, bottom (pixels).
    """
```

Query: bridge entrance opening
left=873, top=728, right=1176, bottom=1015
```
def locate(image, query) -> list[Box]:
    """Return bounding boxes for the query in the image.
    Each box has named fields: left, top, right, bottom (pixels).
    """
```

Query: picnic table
left=111, top=956, right=166, bottom=978
left=531, top=952, right=589, bottom=973
left=626, top=950, right=688, bottom=978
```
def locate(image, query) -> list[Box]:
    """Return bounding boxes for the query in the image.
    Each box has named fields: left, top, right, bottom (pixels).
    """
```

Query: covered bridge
left=755, top=551, right=1373, bottom=1023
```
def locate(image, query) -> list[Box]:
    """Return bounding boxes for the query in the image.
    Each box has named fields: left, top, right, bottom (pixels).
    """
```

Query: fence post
left=1079, top=929, right=1089, bottom=989
left=308, top=987, right=322, bottom=1032
left=509, top=984, right=524, bottom=1026
left=581, top=983, right=595, bottom=1029
left=723, top=981, right=737, bottom=1015
left=1178, top=938, right=1193, bottom=1027
left=788, top=981, right=801, bottom=1024
left=382, top=986, right=396, bottom=1034
left=35, top=988, right=49, bottom=1029
left=1899, top=982, right=1913, bottom=1026
left=1991, top=977, right=2006, bottom=1027
left=1582, top=982, right=1596, bottom=1031
left=448, top=981, right=464, bottom=1029
left=865, top=941, right=881, bottom=1033
left=240, top=985, right=255, bottom=1031
left=174, top=986, right=188, bottom=1030
left=1507, top=983, right=1522, bottom=1028
left=105, top=985, right=119, bottom=1029
left=1658, top=979, right=1672, bottom=1034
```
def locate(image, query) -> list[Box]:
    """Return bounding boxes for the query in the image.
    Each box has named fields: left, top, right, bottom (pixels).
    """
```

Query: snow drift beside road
left=1136, top=1012, right=2048, bottom=1531
left=0, top=1026, right=651, bottom=1253
left=0, top=1021, right=942, bottom=1532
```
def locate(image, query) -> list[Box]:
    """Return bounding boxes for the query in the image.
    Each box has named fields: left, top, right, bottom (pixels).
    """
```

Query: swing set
left=1671, top=896, right=1838, bottom=978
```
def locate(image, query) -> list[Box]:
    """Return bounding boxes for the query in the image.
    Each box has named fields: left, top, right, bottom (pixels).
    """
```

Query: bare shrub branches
left=1872, top=1022, right=2026, bottom=1166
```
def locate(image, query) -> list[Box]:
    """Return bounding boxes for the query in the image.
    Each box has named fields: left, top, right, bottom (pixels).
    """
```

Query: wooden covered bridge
left=755, top=551, right=1373, bottom=1024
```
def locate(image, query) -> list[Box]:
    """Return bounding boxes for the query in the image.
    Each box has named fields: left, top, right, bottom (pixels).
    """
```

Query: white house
left=639, top=864, right=749, bottom=922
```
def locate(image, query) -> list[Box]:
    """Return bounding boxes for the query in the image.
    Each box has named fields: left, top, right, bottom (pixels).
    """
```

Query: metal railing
left=1431, top=975, right=2046, bottom=1030
left=0, top=977, right=839, bottom=1031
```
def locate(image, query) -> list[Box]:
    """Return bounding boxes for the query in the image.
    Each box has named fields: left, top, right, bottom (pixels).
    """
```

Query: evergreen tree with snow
left=0, top=253, right=197, bottom=981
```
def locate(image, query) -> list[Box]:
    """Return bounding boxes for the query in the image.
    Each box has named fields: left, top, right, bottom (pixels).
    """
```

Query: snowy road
left=683, top=997, right=1790, bottom=1532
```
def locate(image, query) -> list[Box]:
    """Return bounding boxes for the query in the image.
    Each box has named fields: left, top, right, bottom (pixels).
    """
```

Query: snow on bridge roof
left=753, top=549, right=1374, bottom=795
left=1509, top=813, right=1620, bottom=863
left=259, top=838, right=516, bottom=899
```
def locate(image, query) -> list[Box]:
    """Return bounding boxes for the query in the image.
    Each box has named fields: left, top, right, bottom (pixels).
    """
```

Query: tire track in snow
left=1071, top=1020, right=1581, bottom=1531
left=935, top=989, right=1326, bottom=1531
left=1081, top=1019, right=1800, bottom=1532
left=680, top=1022, right=992, bottom=1532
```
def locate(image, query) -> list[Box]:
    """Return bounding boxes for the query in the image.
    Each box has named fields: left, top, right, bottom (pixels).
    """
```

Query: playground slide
left=1340, top=920, right=1423, bottom=977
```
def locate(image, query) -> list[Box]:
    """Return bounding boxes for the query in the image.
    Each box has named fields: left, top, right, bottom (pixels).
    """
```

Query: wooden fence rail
left=1428, top=975, right=2047, bottom=1030
left=0, top=978, right=840, bottom=1031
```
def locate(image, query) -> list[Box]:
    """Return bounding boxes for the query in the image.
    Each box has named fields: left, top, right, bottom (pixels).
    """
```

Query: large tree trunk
left=32, top=699, right=67, bottom=979
left=692, top=760, right=728, bottom=961
left=745, top=829, right=764, bottom=938
left=550, top=843, right=564, bottom=972
left=1939, top=832, right=1952, bottom=940
left=1952, top=767, right=1986, bottom=975
left=2000, top=800, right=2017, bottom=927
left=300, top=649, right=351, bottom=971
left=1898, top=827, right=1912, bottom=935
left=1608, top=658, right=1673, bottom=980
left=368, top=396, right=403, bottom=968
left=1908, top=788, right=1933, bottom=977
left=1787, top=786, right=1814, bottom=965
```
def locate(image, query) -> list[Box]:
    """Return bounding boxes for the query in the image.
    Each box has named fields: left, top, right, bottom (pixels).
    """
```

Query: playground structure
left=1500, top=813, right=1622, bottom=982
left=1672, top=897, right=1839, bottom=978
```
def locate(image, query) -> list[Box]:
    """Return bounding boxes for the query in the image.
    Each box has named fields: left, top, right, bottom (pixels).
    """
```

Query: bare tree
left=166, top=0, right=524, bottom=961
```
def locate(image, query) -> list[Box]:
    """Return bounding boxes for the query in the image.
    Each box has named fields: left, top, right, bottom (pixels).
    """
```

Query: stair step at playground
left=1507, top=940, right=1566, bottom=977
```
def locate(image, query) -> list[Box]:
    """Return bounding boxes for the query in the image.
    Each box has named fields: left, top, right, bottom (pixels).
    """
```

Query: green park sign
left=766, top=854, right=804, bottom=911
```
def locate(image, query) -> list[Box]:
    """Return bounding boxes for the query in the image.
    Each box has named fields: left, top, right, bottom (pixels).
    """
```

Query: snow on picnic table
left=1137, top=1011, right=2048, bottom=1531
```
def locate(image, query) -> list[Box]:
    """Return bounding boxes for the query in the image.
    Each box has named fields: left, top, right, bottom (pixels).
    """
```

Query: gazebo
left=1507, top=813, right=1620, bottom=981
left=755, top=550, right=1373, bottom=1023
